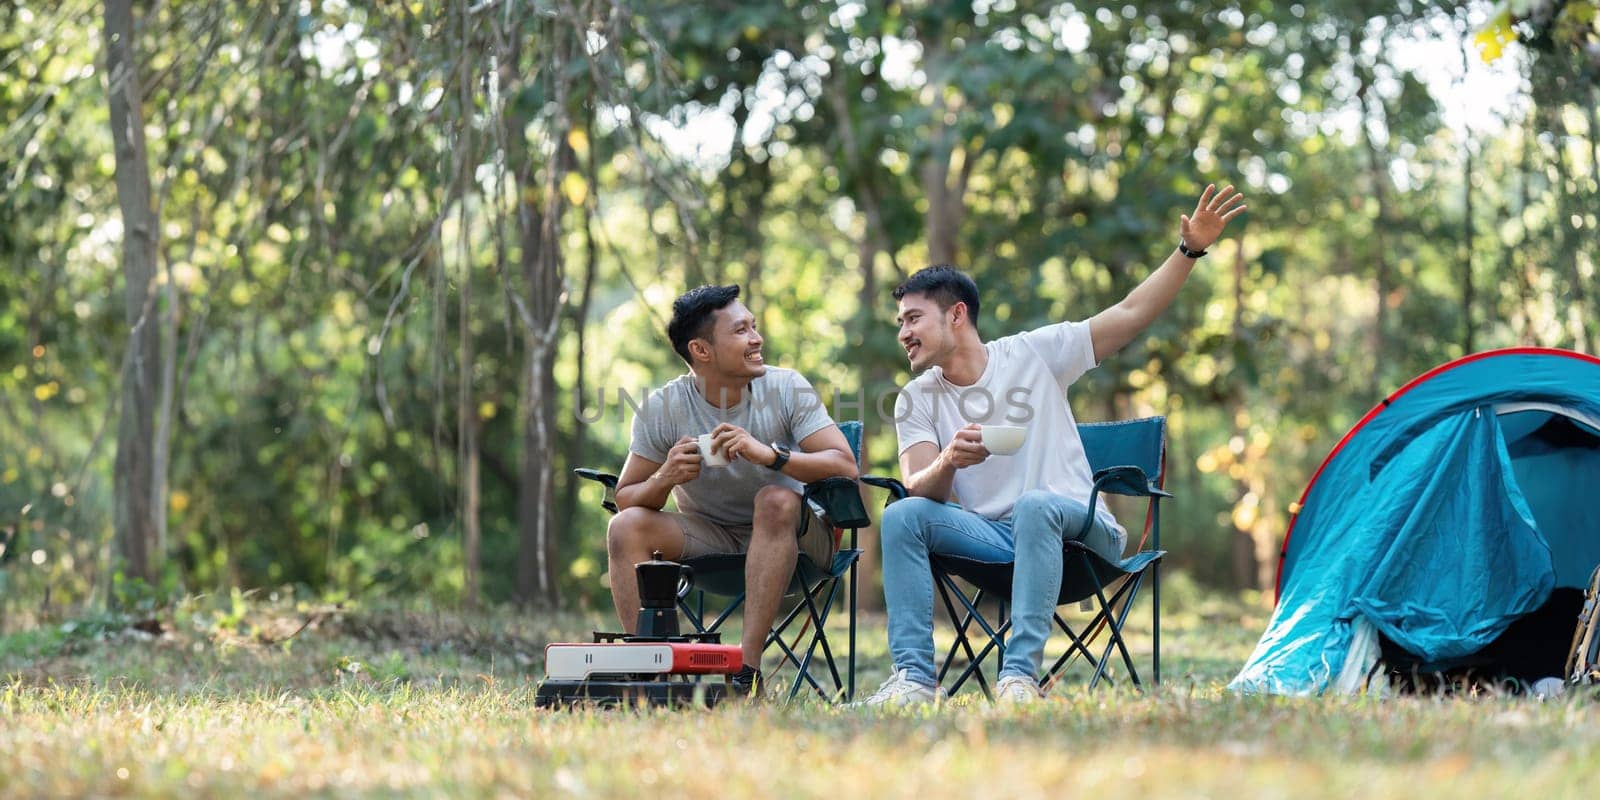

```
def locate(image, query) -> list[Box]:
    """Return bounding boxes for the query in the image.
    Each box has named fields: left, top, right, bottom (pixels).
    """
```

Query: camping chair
left=862, top=416, right=1169, bottom=698
left=574, top=420, right=871, bottom=702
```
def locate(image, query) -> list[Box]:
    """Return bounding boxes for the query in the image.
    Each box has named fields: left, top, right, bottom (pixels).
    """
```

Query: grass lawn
left=2, top=577, right=1598, bottom=798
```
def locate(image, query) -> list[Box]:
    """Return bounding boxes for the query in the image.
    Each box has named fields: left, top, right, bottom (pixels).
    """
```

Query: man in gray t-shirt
left=608, top=284, right=858, bottom=694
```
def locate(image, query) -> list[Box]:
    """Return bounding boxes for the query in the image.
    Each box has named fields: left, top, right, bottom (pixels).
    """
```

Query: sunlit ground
left=2, top=577, right=1597, bottom=798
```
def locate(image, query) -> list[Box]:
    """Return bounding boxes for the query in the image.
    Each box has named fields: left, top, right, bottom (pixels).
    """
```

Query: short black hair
left=667, top=284, right=741, bottom=364
left=892, top=265, right=980, bottom=325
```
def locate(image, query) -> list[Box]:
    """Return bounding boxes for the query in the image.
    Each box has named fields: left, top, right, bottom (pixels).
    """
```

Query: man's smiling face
left=701, top=300, right=766, bottom=380
left=895, top=293, right=957, bottom=373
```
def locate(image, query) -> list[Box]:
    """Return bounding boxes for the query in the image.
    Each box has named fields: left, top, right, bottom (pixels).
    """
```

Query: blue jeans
left=880, top=490, right=1125, bottom=686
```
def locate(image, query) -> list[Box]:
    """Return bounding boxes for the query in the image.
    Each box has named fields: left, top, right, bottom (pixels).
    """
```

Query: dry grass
left=2, top=581, right=1598, bottom=798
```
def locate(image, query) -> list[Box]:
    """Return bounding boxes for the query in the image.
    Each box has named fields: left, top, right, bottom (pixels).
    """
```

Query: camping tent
left=1231, top=347, right=1600, bottom=695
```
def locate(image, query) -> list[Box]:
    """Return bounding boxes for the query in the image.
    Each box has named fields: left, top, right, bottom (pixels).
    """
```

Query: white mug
left=696, top=433, right=730, bottom=467
left=980, top=424, right=1027, bottom=455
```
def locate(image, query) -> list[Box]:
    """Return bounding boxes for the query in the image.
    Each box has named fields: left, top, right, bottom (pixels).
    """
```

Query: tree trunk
left=492, top=12, right=573, bottom=609
left=560, top=116, right=599, bottom=552
left=919, top=44, right=969, bottom=266
left=1590, top=92, right=1600, bottom=348
left=1515, top=122, right=1538, bottom=344
left=1227, top=242, right=1253, bottom=589
left=516, top=322, right=562, bottom=608
left=459, top=171, right=482, bottom=608
left=462, top=406, right=482, bottom=607
left=513, top=118, right=571, bottom=610
left=1457, top=23, right=1476, bottom=354
left=852, top=214, right=885, bottom=612
left=456, top=0, right=481, bottom=608
left=152, top=224, right=178, bottom=575
left=743, top=154, right=771, bottom=320
left=515, top=141, right=567, bottom=605
left=106, top=0, right=163, bottom=588
left=1357, top=74, right=1393, bottom=394
left=827, top=64, right=895, bottom=611
left=1461, top=131, right=1476, bottom=354
left=1548, top=104, right=1593, bottom=352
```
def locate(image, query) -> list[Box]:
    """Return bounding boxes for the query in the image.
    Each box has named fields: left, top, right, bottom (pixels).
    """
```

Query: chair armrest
left=573, top=468, right=620, bottom=514
left=861, top=474, right=908, bottom=502
left=1090, top=466, right=1172, bottom=498
left=803, top=476, right=872, bottom=530
left=1072, top=466, right=1172, bottom=542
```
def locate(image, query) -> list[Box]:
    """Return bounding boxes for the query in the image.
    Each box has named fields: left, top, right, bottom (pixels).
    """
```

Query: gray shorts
left=672, top=508, right=837, bottom=568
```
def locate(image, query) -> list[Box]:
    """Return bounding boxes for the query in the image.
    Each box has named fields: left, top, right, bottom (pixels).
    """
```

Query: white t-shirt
left=892, top=321, right=1123, bottom=537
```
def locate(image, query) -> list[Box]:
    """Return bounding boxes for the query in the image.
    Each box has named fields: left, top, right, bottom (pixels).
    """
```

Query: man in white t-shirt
left=857, top=184, right=1247, bottom=706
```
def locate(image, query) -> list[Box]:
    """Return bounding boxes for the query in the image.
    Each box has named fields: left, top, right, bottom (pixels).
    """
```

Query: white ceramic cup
left=696, top=433, right=730, bottom=467
left=979, top=424, right=1027, bottom=456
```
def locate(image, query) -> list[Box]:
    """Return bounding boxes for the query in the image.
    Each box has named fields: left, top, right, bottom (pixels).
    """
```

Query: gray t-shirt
left=629, top=367, right=837, bottom=528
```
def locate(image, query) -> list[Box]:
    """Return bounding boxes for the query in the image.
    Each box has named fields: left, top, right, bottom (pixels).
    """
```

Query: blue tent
left=1232, top=348, right=1600, bottom=695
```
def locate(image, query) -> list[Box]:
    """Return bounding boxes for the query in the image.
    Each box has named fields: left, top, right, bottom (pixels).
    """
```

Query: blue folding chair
left=863, top=416, right=1169, bottom=697
left=576, top=421, right=870, bottom=702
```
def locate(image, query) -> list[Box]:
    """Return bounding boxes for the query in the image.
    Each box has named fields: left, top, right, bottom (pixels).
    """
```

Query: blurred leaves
left=0, top=0, right=1596, bottom=611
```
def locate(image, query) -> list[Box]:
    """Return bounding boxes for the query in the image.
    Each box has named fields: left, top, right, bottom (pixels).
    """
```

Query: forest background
left=1, top=0, right=1597, bottom=620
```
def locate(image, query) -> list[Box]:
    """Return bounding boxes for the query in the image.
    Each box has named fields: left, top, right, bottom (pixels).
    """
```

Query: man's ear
left=948, top=302, right=968, bottom=329
left=687, top=338, right=713, bottom=363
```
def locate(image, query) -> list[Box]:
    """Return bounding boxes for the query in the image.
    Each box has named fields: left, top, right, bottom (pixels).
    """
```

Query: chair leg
left=766, top=576, right=849, bottom=702
left=770, top=622, right=826, bottom=700
left=765, top=592, right=811, bottom=657
left=935, top=574, right=1003, bottom=698
left=1087, top=571, right=1147, bottom=690
left=678, top=590, right=719, bottom=635
left=672, top=564, right=858, bottom=703
left=1045, top=610, right=1105, bottom=682
left=999, top=598, right=1009, bottom=669
left=848, top=558, right=857, bottom=702
left=681, top=589, right=744, bottom=638
left=1043, top=566, right=1151, bottom=691
left=951, top=619, right=1010, bottom=697
left=794, top=578, right=846, bottom=699
left=1152, top=560, right=1161, bottom=686
left=934, top=581, right=982, bottom=682
left=767, top=586, right=831, bottom=700
left=1153, top=503, right=1162, bottom=687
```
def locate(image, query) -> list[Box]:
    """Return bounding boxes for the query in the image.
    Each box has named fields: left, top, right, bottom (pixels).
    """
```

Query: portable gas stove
left=534, top=630, right=743, bottom=708
left=534, top=552, right=746, bottom=708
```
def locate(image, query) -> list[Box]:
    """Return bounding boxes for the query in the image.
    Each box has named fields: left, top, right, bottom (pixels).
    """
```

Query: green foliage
left=1479, top=0, right=1600, bottom=73
left=1, top=0, right=1597, bottom=614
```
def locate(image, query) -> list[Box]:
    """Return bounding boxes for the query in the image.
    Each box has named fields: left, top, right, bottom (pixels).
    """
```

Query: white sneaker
left=850, top=668, right=947, bottom=707
left=994, top=674, right=1042, bottom=705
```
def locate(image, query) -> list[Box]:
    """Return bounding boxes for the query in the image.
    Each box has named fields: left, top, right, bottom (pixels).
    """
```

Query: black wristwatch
left=1177, top=238, right=1208, bottom=258
left=767, top=442, right=791, bottom=471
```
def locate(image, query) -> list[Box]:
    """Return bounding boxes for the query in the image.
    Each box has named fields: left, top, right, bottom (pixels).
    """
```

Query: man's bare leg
left=605, top=507, right=687, bottom=633
left=741, top=485, right=803, bottom=669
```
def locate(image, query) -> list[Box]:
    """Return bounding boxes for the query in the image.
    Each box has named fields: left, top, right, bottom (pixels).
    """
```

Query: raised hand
left=1180, top=183, right=1248, bottom=253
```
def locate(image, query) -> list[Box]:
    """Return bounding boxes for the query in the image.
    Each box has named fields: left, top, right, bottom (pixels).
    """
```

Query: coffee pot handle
left=676, top=564, right=695, bottom=599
